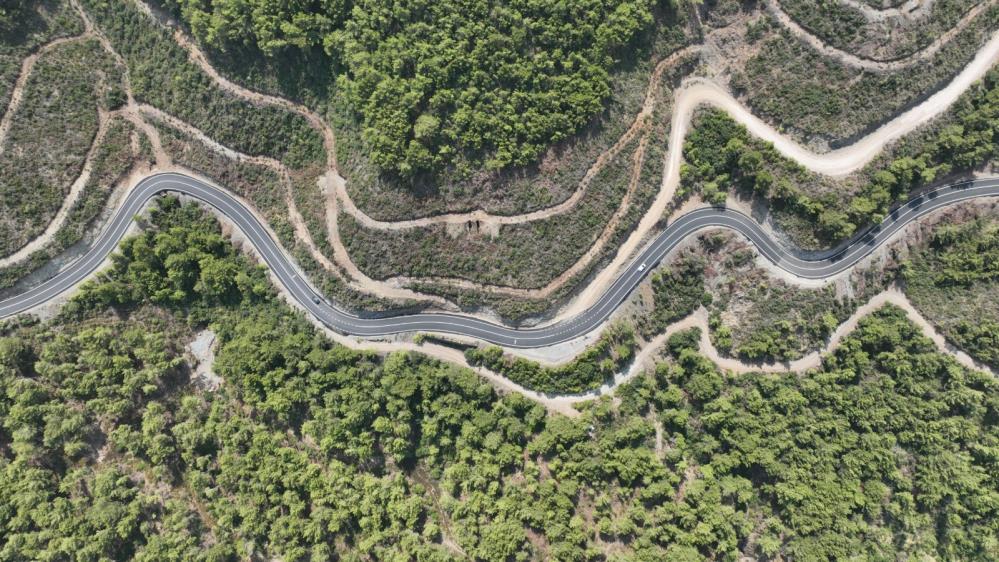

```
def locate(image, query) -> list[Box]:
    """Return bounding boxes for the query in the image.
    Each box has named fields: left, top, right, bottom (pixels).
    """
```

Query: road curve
left=2, top=172, right=998, bottom=348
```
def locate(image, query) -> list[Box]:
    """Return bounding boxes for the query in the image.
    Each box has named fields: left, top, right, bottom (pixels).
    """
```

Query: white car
left=638, top=263, right=647, bottom=272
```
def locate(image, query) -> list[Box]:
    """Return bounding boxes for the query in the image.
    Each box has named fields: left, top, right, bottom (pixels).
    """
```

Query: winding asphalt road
left=2, top=172, right=998, bottom=348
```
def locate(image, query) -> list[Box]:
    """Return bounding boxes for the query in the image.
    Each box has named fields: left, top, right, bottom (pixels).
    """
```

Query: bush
left=465, top=323, right=636, bottom=393
left=683, top=67, right=999, bottom=247
left=162, top=0, right=657, bottom=178
left=4, top=195, right=998, bottom=560
left=639, top=255, right=706, bottom=338
left=903, top=216, right=999, bottom=368
left=0, top=38, right=120, bottom=255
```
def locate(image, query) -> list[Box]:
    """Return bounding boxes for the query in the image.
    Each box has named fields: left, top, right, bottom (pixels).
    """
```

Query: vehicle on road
left=3, top=172, right=998, bottom=349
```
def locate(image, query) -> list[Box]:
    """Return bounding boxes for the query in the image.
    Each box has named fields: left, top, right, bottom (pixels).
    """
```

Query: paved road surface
left=2, top=172, right=997, bottom=348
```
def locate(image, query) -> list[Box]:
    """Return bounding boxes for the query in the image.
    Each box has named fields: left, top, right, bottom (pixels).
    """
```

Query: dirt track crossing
left=2, top=0, right=998, bottom=409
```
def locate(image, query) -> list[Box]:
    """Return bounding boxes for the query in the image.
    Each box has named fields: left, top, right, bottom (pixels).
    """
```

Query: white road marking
left=2, top=173, right=996, bottom=348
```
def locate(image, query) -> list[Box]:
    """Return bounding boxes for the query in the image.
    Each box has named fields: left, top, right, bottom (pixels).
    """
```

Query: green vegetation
left=912, top=218, right=999, bottom=286
left=0, top=1, right=84, bottom=107
left=78, top=0, right=325, bottom=168
left=637, top=249, right=708, bottom=338
left=163, top=0, right=657, bottom=178
left=3, top=199, right=997, bottom=559
left=0, top=38, right=122, bottom=256
left=341, top=0, right=654, bottom=177
left=69, top=197, right=274, bottom=313
left=684, top=65, right=999, bottom=247
left=738, top=3, right=999, bottom=142
left=340, top=134, right=646, bottom=288
left=465, top=323, right=636, bottom=393
left=778, top=0, right=866, bottom=49
left=0, top=117, right=149, bottom=290
left=710, top=279, right=849, bottom=362
left=904, top=214, right=999, bottom=368
left=634, top=312, right=999, bottom=559
left=0, top=2, right=28, bottom=33
left=160, top=0, right=346, bottom=55
left=778, top=0, right=980, bottom=59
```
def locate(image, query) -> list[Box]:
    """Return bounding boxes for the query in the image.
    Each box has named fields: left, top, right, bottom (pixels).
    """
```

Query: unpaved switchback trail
left=0, top=110, right=115, bottom=267
left=766, top=0, right=999, bottom=69
left=0, top=34, right=91, bottom=155
left=336, top=47, right=699, bottom=231
left=422, top=289, right=996, bottom=413
left=122, top=0, right=999, bottom=314
left=3, top=0, right=999, bottom=415
left=133, top=0, right=339, bottom=171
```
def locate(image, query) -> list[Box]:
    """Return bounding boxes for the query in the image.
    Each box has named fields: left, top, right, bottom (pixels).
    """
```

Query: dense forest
left=157, top=0, right=656, bottom=177
left=3, top=1, right=999, bottom=558
left=903, top=216, right=999, bottom=368
left=1, top=199, right=997, bottom=560
left=0, top=1, right=32, bottom=32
